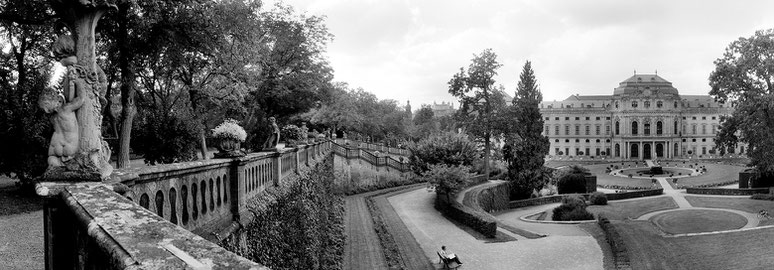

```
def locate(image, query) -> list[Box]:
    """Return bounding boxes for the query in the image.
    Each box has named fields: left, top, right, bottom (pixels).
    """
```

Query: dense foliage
left=243, top=158, right=344, bottom=270
left=556, top=166, right=591, bottom=194
left=503, top=61, right=550, bottom=199
left=424, top=164, right=475, bottom=196
left=131, top=109, right=200, bottom=165
left=408, top=132, right=478, bottom=174
left=709, top=29, right=774, bottom=181
left=552, top=194, right=594, bottom=221
left=0, top=0, right=56, bottom=183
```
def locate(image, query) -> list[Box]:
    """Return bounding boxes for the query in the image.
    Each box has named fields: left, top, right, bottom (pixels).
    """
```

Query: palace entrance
left=656, top=143, right=664, bottom=158
left=630, top=143, right=639, bottom=159
left=644, top=143, right=652, bottom=159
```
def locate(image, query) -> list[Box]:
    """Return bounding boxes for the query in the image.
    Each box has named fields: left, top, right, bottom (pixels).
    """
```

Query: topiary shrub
left=557, top=172, right=587, bottom=194
left=552, top=194, right=594, bottom=221
left=589, top=191, right=607, bottom=205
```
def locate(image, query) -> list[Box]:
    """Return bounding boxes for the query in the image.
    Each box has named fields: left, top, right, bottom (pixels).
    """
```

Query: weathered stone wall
left=332, top=155, right=415, bottom=194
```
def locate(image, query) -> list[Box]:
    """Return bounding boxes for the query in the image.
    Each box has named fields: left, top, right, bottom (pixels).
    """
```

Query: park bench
left=437, top=252, right=460, bottom=269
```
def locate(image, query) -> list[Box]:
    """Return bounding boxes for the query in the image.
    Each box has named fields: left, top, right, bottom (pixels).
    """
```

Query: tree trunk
left=199, top=130, right=209, bottom=160
left=484, top=135, right=490, bottom=180
left=116, top=4, right=135, bottom=169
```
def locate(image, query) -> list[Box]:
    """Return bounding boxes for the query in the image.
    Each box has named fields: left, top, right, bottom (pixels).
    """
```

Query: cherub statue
left=39, top=88, right=84, bottom=167
left=262, top=117, right=280, bottom=150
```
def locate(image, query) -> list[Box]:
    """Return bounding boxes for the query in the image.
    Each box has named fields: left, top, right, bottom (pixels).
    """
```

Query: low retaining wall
left=435, top=193, right=497, bottom=238
left=606, top=188, right=664, bottom=200
left=686, top=187, right=769, bottom=195
left=508, top=189, right=664, bottom=209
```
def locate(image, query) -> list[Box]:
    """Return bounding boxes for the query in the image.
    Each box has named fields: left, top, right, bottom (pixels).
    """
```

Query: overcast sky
left=279, top=0, right=774, bottom=107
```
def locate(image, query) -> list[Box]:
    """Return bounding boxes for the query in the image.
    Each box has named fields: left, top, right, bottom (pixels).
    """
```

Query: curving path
left=389, top=188, right=603, bottom=269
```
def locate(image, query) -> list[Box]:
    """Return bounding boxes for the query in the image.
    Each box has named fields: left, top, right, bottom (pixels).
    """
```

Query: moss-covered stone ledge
left=36, top=182, right=268, bottom=270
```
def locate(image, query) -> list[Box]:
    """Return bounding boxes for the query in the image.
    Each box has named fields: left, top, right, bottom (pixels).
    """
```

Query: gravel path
left=0, top=210, right=44, bottom=270
left=343, top=194, right=389, bottom=270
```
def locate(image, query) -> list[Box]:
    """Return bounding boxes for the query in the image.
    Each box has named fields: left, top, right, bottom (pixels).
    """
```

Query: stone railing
left=331, top=141, right=411, bottom=172
left=334, top=139, right=410, bottom=156
left=37, top=140, right=333, bottom=269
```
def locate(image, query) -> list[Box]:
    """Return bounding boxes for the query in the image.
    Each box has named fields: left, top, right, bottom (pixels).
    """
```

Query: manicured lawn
left=587, top=163, right=655, bottom=188
left=685, top=196, right=774, bottom=226
left=650, top=209, right=747, bottom=234
left=666, top=163, right=746, bottom=187
left=614, top=220, right=774, bottom=269
left=587, top=196, right=678, bottom=220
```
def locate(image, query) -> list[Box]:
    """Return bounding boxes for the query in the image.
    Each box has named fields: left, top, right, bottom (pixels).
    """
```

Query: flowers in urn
left=281, top=124, right=305, bottom=147
left=212, top=119, right=247, bottom=158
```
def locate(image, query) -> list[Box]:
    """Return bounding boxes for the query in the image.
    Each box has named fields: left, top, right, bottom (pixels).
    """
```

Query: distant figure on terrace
left=439, top=246, right=463, bottom=265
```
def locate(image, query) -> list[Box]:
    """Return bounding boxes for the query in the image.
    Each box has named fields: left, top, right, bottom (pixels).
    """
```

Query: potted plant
left=281, top=124, right=304, bottom=147
left=211, top=119, right=247, bottom=158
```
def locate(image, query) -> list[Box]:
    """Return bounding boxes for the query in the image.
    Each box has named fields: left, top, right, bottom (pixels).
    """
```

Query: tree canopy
left=709, top=29, right=774, bottom=174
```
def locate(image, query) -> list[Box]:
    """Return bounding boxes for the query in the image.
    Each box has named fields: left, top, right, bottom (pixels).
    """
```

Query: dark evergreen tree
left=503, top=61, right=550, bottom=199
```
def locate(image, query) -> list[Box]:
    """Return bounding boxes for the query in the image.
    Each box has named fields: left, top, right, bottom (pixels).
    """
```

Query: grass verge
left=587, top=196, right=678, bottom=220
left=685, top=196, right=774, bottom=226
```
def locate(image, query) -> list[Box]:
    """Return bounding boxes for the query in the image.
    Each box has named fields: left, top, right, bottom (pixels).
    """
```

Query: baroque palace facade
left=539, top=74, right=746, bottom=160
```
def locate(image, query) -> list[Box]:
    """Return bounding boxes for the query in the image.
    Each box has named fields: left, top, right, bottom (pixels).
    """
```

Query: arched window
left=644, top=122, right=650, bottom=135
left=632, top=101, right=638, bottom=108
left=656, top=121, right=663, bottom=135
left=657, top=101, right=663, bottom=108
left=632, top=121, right=639, bottom=135
left=644, top=101, right=651, bottom=108
left=674, top=121, right=678, bottom=135
left=615, top=121, right=620, bottom=135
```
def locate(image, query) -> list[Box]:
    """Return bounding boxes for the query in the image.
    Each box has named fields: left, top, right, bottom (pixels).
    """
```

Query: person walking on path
left=439, top=246, right=463, bottom=265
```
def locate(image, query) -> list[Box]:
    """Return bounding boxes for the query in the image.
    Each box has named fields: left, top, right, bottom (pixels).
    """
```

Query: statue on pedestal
left=39, top=0, right=117, bottom=181
left=262, top=117, right=280, bottom=150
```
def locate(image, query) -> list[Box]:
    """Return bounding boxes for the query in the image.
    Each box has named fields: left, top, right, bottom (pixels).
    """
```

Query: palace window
left=632, top=101, right=638, bottom=108
left=575, top=125, right=580, bottom=135
left=632, top=121, right=639, bottom=135
left=606, top=125, right=610, bottom=135
left=545, top=125, right=550, bottom=135
left=644, top=122, right=651, bottom=135
left=596, top=125, right=600, bottom=135
left=565, top=125, right=570, bottom=135
left=555, top=125, right=560, bottom=135
left=615, top=101, right=619, bottom=108
left=692, top=124, right=697, bottom=134
left=702, top=124, right=707, bottom=134
left=657, top=101, right=663, bottom=108
left=644, top=101, right=651, bottom=108
left=585, top=125, right=590, bottom=135
left=674, top=101, right=678, bottom=108
left=586, top=117, right=590, bottom=120
left=712, top=125, right=716, bottom=134
left=656, top=121, right=663, bottom=135
left=674, top=121, right=678, bottom=135
left=615, top=121, right=620, bottom=135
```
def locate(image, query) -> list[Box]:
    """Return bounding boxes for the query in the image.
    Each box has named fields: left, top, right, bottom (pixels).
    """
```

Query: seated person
left=439, top=246, right=463, bottom=265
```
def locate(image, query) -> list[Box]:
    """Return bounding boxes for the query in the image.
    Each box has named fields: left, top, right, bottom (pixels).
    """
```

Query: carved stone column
left=44, top=0, right=122, bottom=181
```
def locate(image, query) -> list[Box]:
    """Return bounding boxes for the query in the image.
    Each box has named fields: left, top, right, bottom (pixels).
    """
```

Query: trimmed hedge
left=508, top=189, right=663, bottom=209
left=435, top=193, right=497, bottom=238
left=589, top=192, right=607, bottom=205
left=686, top=187, right=769, bottom=196
left=558, top=173, right=588, bottom=194
left=552, top=195, right=594, bottom=221
left=597, top=215, right=630, bottom=269
left=750, top=194, right=774, bottom=201
left=606, top=189, right=663, bottom=200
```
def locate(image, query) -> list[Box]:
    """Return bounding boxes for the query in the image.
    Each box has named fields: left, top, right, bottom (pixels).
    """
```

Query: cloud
left=282, top=0, right=774, bottom=106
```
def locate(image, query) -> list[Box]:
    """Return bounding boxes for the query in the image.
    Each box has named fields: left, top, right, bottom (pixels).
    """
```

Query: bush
left=751, top=194, right=774, bottom=201
left=408, top=132, right=478, bottom=174
left=424, top=164, right=474, bottom=196
left=589, top=191, right=608, bottom=205
left=552, top=194, right=594, bottom=221
left=281, top=124, right=304, bottom=142
left=557, top=172, right=587, bottom=194
left=132, top=109, right=201, bottom=165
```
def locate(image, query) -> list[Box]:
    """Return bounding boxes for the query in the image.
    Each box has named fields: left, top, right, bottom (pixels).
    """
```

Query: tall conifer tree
left=504, top=61, right=550, bottom=199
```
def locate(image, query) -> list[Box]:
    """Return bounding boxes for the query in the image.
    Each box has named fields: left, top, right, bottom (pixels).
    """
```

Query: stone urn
left=214, top=137, right=245, bottom=158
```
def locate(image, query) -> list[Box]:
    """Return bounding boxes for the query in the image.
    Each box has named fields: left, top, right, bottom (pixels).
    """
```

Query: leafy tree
left=448, top=49, right=509, bottom=179
left=0, top=0, right=56, bottom=184
left=424, top=164, right=474, bottom=200
left=408, top=132, right=478, bottom=174
left=412, top=106, right=438, bottom=140
left=503, top=61, right=550, bottom=199
left=710, top=29, right=774, bottom=180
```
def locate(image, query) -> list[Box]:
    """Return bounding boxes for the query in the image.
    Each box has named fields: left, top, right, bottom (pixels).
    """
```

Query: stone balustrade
left=35, top=139, right=413, bottom=269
